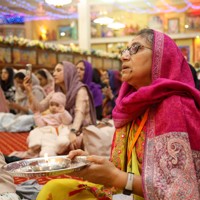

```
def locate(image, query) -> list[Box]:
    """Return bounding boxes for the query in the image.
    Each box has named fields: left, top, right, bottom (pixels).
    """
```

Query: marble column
left=77, top=0, right=91, bottom=51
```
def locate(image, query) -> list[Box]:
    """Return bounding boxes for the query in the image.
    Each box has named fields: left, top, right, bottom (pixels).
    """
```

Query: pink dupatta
left=112, top=30, right=200, bottom=199
left=0, top=87, right=9, bottom=113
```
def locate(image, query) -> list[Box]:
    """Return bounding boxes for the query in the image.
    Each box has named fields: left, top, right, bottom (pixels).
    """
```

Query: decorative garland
left=0, top=36, right=120, bottom=59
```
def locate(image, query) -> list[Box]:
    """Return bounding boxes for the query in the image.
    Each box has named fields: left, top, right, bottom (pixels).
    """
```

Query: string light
left=184, top=0, right=200, bottom=9
left=114, top=0, right=200, bottom=14
left=1, top=0, right=200, bottom=21
left=0, top=0, right=77, bottom=21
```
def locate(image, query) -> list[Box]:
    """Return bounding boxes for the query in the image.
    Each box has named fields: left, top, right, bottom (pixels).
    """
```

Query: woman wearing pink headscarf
left=37, top=29, right=200, bottom=200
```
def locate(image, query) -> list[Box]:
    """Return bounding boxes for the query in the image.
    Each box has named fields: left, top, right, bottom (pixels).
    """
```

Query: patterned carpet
left=0, top=132, right=28, bottom=155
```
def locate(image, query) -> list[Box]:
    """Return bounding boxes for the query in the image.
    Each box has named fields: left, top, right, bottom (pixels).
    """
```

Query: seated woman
left=108, top=69, right=122, bottom=99
left=76, top=60, right=103, bottom=120
left=0, top=152, right=20, bottom=200
left=0, top=67, right=16, bottom=112
left=37, top=29, right=200, bottom=200
left=100, top=69, right=117, bottom=118
left=24, top=61, right=96, bottom=153
left=35, top=68, right=54, bottom=95
left=0, top=71, right=46, bottom=132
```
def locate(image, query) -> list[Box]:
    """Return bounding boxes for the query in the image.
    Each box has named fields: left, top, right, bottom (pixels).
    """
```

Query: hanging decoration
left=1, top=0, right=77, bottom=21
left=0, top=35, right=120, bottom=59
left=114, top=0, right=200, bottom=14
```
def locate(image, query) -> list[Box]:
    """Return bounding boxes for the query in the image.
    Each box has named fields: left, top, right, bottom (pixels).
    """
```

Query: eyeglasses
left=121, top=43, right=152, bottom=57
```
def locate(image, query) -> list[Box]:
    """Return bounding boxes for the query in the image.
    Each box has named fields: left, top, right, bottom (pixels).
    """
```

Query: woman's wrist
left=109, top=94, right=114, bottom=100
left=27, top=90, right=33, bottom=97
left=123, top=172, right=134, bottom=195
left=111, top=170, right=143, bottom=196
left=27, top=92, right=34, bottom=103
left=111, top=168, right=127, bottom=190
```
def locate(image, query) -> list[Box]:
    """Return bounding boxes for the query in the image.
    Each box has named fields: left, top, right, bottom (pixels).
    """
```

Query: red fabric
left=112, top=30, right=200, bottom=151
left=13, top=174, right=72, bottom=185
left=0, top=132, right=73, bottom=184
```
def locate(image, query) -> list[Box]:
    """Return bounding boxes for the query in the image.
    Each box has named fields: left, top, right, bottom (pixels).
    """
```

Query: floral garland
left=0, top=36, right=120, bottom=59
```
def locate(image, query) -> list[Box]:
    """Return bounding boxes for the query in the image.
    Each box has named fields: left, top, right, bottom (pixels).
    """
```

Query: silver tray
left=2, top=156, right=88, bottom=178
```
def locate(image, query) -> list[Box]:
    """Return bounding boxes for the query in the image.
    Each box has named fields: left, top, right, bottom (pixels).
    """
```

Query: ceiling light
left=60, top=32, right=66, bottom=36
left=185, top=24, right=189, bottom=29
left=93, top=16, right=114, bottom=25
left=107, top=22, right=125, bottom=30
left=45, top=0, right=72, bottom=7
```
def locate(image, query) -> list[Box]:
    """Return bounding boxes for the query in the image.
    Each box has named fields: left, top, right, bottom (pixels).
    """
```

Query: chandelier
left=107, top=22, right=125, bottom=30
left=45, top=0, right=72, bottom=6
left=93, top=16, right=114, bottom=25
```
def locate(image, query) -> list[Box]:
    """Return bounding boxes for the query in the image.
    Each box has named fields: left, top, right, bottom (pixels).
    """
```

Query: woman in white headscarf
left=35, top=69, right=54, bottom=95
left=0, top=70, right=46, bottom=132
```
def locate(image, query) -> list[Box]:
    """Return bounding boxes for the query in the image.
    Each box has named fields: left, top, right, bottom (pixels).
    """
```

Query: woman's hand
left=68, top=149, right=89, bottom=159
left=23, top=76, right=32, bottom=94
left=69, top=155, right=123, bottom=188
left=8, top=102, right=29, bottom=113
left=102, top=87, right=114, bottom=100
left=68, top=152, right=143, bottom=196
left=69, top=132, right=76, bottom=143
left=69, top=132, right=77, bottom=149
left=8, top=102, right=18, bottom=110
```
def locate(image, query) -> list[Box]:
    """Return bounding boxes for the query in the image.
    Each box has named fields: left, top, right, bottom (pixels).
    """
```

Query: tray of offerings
left=2, top=155, right=88, bottom=177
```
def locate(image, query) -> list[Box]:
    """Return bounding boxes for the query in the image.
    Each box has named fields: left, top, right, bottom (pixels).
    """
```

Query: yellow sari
left=36, top=178, right=112, bottom=200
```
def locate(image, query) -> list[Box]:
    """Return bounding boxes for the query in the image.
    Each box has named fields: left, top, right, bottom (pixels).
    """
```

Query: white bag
left=82, top=119, right=115, bottom=157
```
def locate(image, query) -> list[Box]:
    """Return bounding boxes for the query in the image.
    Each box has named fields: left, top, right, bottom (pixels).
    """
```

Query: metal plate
left=2, top=156, right=88, bottom=178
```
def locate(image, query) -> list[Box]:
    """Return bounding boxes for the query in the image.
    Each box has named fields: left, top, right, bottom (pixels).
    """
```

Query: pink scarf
left=112, top=30, right=200, bottom=151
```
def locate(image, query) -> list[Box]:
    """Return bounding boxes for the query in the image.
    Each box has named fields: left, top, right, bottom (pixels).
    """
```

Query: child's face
left=49, top=102, right=60, bottom=114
